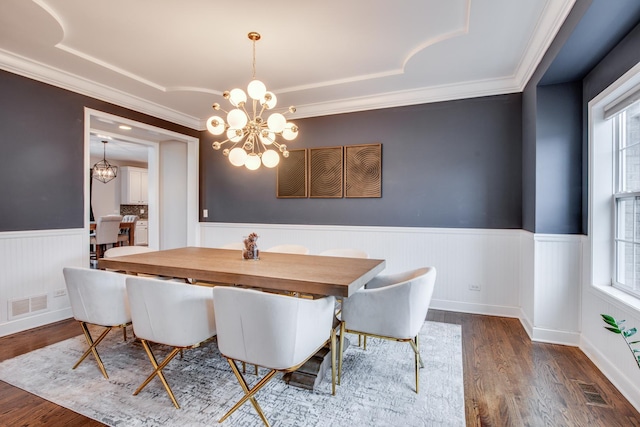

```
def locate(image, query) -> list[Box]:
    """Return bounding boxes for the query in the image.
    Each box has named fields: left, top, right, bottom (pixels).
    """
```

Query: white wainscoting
left=523, top=233, right=583, bottom=346
left=200, top=222, right=523, bottom=318
left=0, top=228, right=87, bottom=337
left=0, top=223, right=585, bottom=349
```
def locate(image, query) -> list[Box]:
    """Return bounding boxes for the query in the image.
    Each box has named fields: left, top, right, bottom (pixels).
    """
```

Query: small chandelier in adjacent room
left=92, top=140, right=118, bottom=183
left=207, top=32, right=299, bottom=170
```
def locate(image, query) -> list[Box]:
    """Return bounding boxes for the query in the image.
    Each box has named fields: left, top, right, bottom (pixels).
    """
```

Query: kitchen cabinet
left=135, top=220, right=148, bottom=245
left=121, top=166, right=148, bottom=204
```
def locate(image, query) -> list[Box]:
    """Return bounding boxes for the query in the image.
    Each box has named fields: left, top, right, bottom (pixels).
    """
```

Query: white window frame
left=613, top=107, right=640, bottom=297
left=589, top=61, right=640, bottom=311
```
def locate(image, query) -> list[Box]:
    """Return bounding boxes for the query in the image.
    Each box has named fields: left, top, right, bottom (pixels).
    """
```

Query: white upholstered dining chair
left=125, top=276, right=217, bottom=408
left=117, top=215, right=138, bottom=246
left=63, top=266, right=131, bottom=379
left=212, top=286, right=337, bottom=426
left=90, top=214, right=123, bottom=259
left=263, top=244, right=310, bottom=255
left=339, top=266, right=436, bottom=393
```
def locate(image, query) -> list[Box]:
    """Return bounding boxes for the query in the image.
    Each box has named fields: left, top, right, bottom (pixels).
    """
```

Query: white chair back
left=122, top=215, right=139, bottom=223
left=126, top=276, right=216, bottom=347
left=95, top=215, right=123, bottom=245
left=105, top=246, right=155, bottom=258
left=343, top=267, right=436, bottom=339
left=213, top=286, right=334, bottom=370
left=264, top=244, right=310, bottom=255
left=319, top=248, right=369, bottom=258
left=63, top=266, right=130, bottom=326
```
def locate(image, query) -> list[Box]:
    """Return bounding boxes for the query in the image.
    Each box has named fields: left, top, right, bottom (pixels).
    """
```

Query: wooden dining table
left=90, top=222, right=135, bottom=247
left=99, top=246, right=386, bottom=390
left=98, top=246, right=386, bottom=298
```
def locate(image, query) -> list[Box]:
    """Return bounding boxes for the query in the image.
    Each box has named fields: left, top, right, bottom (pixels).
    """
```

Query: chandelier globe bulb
left=245, top=153, right=261, bottom=170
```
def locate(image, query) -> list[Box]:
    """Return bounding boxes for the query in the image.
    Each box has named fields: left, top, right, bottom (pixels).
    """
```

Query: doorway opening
left=84, top=108, right=199, bottom=256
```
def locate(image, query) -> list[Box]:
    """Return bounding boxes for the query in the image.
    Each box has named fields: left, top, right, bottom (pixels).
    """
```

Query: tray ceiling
left=0, top=0, right=574, bottom=130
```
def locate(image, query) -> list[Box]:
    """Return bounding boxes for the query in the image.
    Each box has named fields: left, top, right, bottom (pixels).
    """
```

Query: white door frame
left=84, top=108, right=199, bottom=250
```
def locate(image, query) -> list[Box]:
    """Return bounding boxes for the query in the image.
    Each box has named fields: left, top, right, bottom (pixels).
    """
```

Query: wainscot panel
left=199, top=223, right=523, bottom=317
left=0, top=229, right=86, bottom=337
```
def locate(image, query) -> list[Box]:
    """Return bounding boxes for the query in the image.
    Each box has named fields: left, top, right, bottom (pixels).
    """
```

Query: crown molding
left=0, top=49, right=201, bottom=130
left=513, top=0, right=576, bottom=89
left=273, top=76, right=522, bottom=121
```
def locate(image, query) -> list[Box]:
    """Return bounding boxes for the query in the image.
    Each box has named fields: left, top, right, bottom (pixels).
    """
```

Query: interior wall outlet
left=469, top=284, right=481, bottom=291
left=203, top=209, right=208, bottom=218
left=53, top=289, right=67, bottom=298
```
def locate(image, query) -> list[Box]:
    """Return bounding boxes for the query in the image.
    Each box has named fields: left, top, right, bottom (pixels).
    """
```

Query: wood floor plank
left=1, top=311, right=639, bottom=426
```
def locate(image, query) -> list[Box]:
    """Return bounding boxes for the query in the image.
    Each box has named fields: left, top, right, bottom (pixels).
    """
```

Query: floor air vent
left=576, top=381, right=609, bottom=407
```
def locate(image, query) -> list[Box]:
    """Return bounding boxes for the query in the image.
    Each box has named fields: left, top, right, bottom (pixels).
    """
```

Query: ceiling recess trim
left=0, top=0, right=575, bottom=131
left=0, top=49, right=201, bottom=130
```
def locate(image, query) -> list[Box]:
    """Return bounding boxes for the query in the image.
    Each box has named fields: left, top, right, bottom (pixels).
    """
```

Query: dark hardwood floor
left=1, top=310, right=639, bottom=426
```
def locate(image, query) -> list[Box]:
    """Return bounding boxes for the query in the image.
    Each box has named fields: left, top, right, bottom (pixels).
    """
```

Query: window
left=614, top=101, right=640, bottom=297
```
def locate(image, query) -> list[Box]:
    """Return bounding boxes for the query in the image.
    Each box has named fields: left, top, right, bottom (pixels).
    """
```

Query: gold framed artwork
left=276, top=149, right=308, bottom=198
left=309, top=146, right=343, bottom=198
left=345, top=143, right=382, bottom=198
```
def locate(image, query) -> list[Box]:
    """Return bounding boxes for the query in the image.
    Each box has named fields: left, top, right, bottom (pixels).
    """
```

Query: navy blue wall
left=201, top=94, right=523, bottom=229
left=521, top=0, right=590, bottom=234
left=0, top=70, right=199, bottom=232
left=536, top=82, right=583, bottom=234
left=4, top=0, right=640, bottom=234
left=522, top=84, right=537, bottom=232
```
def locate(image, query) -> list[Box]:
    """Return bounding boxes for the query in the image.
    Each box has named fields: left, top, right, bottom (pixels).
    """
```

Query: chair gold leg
left=74, top=322, right=112, bottom=379
left=219, top=359, right=275, bottom=426
left=338, top=321, right=345, bottom=385
left=409, top=335, right=421, bottom=394
left=364, top=335, right=367, bottom=350
left=331, top=326, right=337, bottom=395
left=134, top=340, right=182, bottom=408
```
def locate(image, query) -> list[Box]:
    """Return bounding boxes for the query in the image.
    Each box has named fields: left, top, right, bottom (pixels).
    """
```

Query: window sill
left=592, top=283, right=640, bottom=314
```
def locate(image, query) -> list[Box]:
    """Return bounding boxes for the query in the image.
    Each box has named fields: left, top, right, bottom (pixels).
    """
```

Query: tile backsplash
left=120, top=204, right=148, bottom=219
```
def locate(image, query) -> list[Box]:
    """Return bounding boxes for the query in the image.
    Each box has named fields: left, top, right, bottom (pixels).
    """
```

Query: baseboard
left=581, top=335, right=640, bottom=413
left=530, top=326, right=580, bottom=346
left=0, top=308, right=73, bottom=338
left=431, top=299, right=521, bottom=318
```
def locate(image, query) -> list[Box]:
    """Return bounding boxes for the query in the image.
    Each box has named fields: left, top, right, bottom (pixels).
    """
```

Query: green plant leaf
left=605, top=327, right=622, bottom=334
left=602, top=314, right=619, bottom=327
left=629, top=341, right=640, bottom=344
left=624, top=328, right=638, bottom=338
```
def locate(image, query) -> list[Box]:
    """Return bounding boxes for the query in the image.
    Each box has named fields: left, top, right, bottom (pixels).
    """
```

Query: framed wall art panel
left=309, top=146, right=343, bottom=198
left=345, top=143, right=382, bottom=198
left=276, top=149, right=308, bottom=198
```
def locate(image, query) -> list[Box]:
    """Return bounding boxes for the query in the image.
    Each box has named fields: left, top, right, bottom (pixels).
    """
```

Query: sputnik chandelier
left=206, top=32, right=298, bottom=170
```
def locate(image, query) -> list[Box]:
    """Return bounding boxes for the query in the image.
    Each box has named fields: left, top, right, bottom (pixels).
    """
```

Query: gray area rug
left=0, top=321, right=464, bottom=426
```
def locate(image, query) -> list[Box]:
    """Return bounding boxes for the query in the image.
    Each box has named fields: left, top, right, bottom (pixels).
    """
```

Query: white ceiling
left=1, top=0, right=575, bottom=134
